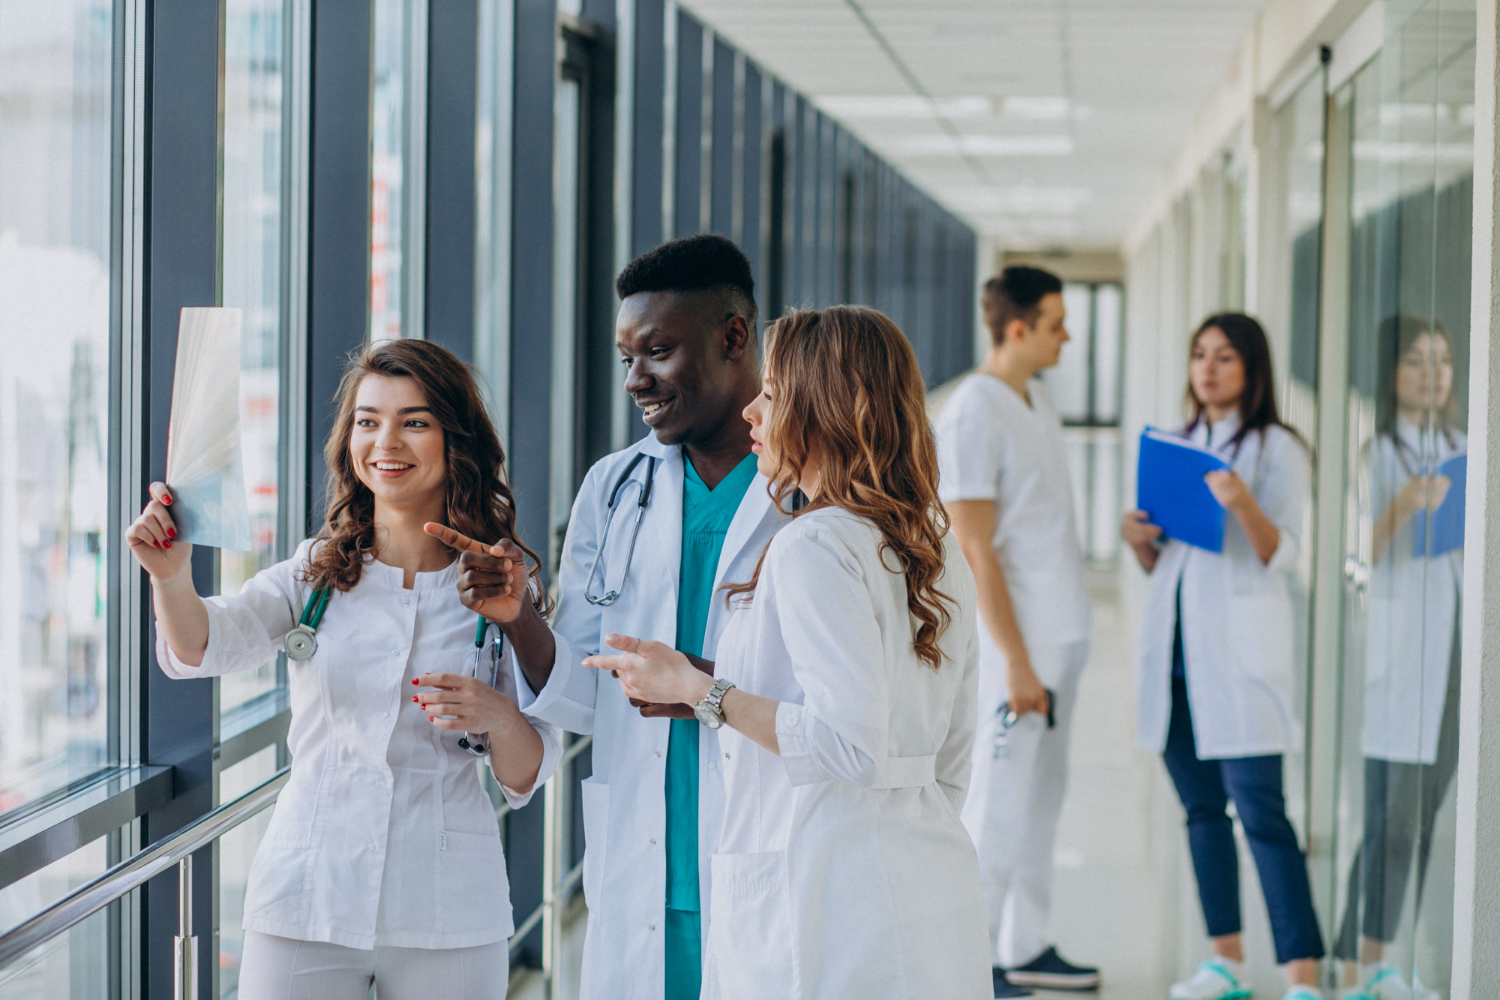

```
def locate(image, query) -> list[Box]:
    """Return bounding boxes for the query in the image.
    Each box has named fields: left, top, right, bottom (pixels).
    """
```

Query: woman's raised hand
left=126, top=482, right=192, bottom=581
left=424, top=523, right=530, bottom=624
left=583, top=634, right=713, bottom=708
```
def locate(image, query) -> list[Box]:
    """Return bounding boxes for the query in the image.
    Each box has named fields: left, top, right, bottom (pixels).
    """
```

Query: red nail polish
left=429, top=716, right=435, bottom=722
left=163, top=541, right=171, bottom=549
left=162, top=494, right=172, bottom=505
left=412, top=695, right=418, bottom=702
left=166, top=528, right=176, bottom=539
left=411, top=678, right=419, bottom=686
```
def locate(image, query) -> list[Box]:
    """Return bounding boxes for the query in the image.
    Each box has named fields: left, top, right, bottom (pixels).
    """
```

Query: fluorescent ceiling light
left=947, top=186, right=1093, bottom=214
left=1002, top=96, right=1071, bottom=121
left=816, top=95, right=991, bottom=119
left=896, top=134, right=1074, bottom=157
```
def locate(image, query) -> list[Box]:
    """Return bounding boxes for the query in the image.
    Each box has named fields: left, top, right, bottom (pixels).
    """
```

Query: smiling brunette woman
left=127, top=340, right=560, bottom=1000
left=585, top=307, right=992, bottom=1000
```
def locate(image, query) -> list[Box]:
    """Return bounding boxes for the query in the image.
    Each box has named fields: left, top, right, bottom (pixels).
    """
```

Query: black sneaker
left=1006, top=946, right=1101, bottom=990
left=992, top=967, right=1034, bottom=999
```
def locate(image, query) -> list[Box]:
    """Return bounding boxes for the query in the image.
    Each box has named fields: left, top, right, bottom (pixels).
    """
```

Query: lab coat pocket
left=243, top=820, right=315, bottom=921
left=439, top=829, right=510, bottom=929
left=579, top=778, right=609, bottom=908
left=706, top=850, right=797, bottom=1000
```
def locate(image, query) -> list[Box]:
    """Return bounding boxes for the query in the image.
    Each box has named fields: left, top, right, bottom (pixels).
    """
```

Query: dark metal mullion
left=142, top=2, right=224, bottom=994
left=504, top=0, right=558, bottom=965
left=424, top=0, right=479, bottom=362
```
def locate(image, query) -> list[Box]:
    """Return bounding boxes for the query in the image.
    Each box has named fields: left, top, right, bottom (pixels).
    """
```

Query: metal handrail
left=0, top=767, right=290, bottom=972
left=1, top=731, right=595, bottom=998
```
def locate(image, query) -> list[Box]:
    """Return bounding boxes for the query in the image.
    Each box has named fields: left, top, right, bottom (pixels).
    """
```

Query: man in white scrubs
left=936, top=266, right=1100, bottom=998
left=453, top=235, right=784, bottom=1000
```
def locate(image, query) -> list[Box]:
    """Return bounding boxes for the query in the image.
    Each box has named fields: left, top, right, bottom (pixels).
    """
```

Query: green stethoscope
left=286, top=589, right=503, bottom=756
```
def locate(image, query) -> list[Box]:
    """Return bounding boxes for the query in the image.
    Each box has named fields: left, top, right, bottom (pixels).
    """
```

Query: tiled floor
left=515, top=570, right=1201, bottom=1000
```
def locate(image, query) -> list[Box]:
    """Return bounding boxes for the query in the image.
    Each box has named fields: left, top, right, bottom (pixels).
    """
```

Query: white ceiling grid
left=681, top=0, right=1269, bottom=248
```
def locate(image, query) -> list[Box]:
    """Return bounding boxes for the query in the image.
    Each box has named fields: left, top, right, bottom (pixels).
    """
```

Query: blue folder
left=1136, top=428, right=1229, bottom=553
left=1412, top=453, right=1466, bottom=558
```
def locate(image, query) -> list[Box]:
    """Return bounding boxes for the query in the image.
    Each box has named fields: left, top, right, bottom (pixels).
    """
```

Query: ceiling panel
left=682, top=0, right=1268, bottom=248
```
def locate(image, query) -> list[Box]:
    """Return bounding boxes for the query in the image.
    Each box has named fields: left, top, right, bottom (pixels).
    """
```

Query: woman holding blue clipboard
left=1333, top=316, right=1465, bottom=999
left=1121, top=314, right=1322, bottom=1000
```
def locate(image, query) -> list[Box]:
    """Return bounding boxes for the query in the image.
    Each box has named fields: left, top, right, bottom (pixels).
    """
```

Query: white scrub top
left=1362, top=418, right=1465, bottom=764
left=705, top=509, right=991, bottom=1000
left=1134, top=416, right=1311, bottom=760
left=935, top=372, right=1092, bottom=649
left=157, top=539, right=563, bottom=950
left=511, top=435, right=787, bottom=1000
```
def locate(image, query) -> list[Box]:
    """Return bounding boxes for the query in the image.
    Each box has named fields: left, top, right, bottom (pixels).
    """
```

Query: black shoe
left=992, top=967, right=1034, bottom=999
left=1006, top=946, right=1101, bottom=990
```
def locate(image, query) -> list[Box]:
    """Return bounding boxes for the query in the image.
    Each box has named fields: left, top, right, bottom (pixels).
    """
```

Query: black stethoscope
left=285, top=589, right=502, bottom=756
left=584, top=453, right=659, bottom=607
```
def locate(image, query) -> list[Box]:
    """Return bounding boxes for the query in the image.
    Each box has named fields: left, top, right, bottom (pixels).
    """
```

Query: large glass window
left=219, top=0, right=287, bottom=714
left=0, top=0, right=115, bottom=813
left=1332, top=2, right=1475, bottom=993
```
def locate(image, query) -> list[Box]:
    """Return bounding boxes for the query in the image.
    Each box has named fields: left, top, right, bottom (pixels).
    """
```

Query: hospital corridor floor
left=514, top=570, right=1187, bottom=1000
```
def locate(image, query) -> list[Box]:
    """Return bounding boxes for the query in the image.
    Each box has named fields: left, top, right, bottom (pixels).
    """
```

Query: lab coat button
left=649, top=838, right=656, bottom=845
left=648, top=924, right=656, bottom=932
left=654, top=751, right=661, bottom=759
left=786, top=710, right=801, bottom=726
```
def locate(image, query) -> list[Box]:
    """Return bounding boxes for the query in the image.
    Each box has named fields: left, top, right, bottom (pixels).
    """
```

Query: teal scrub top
left=664, top=452, right=759, bottom=914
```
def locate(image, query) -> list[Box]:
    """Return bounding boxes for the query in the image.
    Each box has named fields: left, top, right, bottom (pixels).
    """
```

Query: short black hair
left=981, top=265, right=1063, bottom=346
left=615, top=234, right=758, bottom=326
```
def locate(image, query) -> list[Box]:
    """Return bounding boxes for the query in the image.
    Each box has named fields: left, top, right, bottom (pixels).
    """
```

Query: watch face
left=694, top=703, right=722, bottom=728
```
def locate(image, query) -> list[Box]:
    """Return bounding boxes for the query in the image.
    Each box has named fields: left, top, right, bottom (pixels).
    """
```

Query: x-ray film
left=164, top=307, right=253, bottom=551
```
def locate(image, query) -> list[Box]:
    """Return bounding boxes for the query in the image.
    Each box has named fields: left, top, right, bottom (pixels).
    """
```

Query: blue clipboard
left=1412, top=453, right=1466, bottom=558
left=1136, top=428, right=1229, bottom=553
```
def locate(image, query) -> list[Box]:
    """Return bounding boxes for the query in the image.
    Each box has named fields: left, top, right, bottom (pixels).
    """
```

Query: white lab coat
left=1361, top=419, right=1465, bottom=764
left=512, top=435, right=786, bottom=1000
left=1135, top=416, right=1311, bottom=759
left=705, top=510, right=991, bottom=1000
left=157, top=540, right=563, bottom=950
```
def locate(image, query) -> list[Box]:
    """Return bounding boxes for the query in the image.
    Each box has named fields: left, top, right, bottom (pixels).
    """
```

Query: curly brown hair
left=303, top=339, right=547, bottom=612
left=727, top=307, right=955, bottom=669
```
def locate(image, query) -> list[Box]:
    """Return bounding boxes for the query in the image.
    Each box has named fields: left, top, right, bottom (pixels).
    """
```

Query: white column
left=1455, top=2, right=1500, bottom=995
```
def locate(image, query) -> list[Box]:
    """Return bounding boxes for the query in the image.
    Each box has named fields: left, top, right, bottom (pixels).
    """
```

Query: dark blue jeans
left=1162, top=678, right=1325, bottom=963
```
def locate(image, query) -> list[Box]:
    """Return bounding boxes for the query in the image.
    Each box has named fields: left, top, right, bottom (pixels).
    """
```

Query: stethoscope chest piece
left=285, top=625, right=318, bottom=660
left=286, top=587, right=331, bottom=661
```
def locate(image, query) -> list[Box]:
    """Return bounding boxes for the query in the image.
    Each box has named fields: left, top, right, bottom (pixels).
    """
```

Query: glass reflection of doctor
left=1336, top=315, right=1463, bottom=999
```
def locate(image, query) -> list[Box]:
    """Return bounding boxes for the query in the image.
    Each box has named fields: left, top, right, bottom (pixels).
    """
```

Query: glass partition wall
left=1329, top=2, right=1475, bottom=994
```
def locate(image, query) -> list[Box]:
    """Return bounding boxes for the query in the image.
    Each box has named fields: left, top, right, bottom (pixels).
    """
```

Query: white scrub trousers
left=237, top=931, right=509, bottom=1000
left=961, top=639, right=1088, bottom=968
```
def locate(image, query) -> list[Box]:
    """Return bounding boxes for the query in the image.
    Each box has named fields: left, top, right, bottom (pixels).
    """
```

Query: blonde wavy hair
left=727, top=306, right=954, bottom=669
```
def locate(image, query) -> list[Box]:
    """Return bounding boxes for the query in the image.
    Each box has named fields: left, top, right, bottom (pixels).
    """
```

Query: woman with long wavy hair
left=585, top=307, right=991, bottom=999
left=127, top=339, right=559, bottom=999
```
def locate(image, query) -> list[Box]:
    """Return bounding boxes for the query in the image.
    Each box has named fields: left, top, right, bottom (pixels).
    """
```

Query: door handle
left=1343, top=555, right=1370, bottom=591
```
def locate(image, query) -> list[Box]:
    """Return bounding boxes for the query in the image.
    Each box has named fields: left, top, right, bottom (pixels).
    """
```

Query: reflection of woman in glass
left=1336, top=315, right=1463, bottom=1000
left=128, top=340, right=560, bottom=999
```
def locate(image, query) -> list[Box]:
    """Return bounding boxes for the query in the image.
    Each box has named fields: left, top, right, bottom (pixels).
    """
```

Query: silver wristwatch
left=693, top=678, right=735, bottom=729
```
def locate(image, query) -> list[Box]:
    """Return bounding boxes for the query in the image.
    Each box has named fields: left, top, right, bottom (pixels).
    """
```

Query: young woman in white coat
left=128, top=340, right=561, bottom=999
left=583, top=306, right=992, bottom=1000
left=1121, top=314, right=1324, bottom=1000
left=1334, top=316, right=1464, bottom=1000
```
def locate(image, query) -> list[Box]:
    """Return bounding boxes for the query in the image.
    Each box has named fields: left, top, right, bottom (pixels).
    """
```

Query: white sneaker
left=1281, top=988, right=1323, bottom=1000
left=1360, top=964, right=1441, bottom=1000
left=1169, top=959, right=1252, bottom=1000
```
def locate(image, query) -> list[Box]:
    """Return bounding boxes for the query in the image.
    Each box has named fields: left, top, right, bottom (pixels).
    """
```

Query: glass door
left=1331, top=2, right=1475, bottom=994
